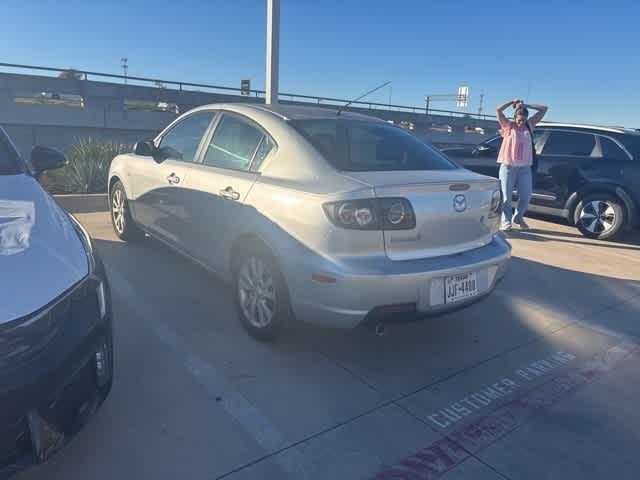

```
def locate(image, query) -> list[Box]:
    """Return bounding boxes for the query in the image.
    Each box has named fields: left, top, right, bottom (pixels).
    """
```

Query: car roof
left=537, top=122, right=640, bottom=136
left=194, top=102, right=384, bottom=122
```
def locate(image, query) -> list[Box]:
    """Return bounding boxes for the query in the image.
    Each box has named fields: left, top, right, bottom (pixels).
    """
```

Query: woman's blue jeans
left=499, top=164, right=532, bottom=227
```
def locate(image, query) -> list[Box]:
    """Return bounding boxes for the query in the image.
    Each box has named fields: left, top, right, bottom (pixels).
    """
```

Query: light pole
left=265, top=0, right=280, bottom=105
left=121, top=57, right=128, bottom=85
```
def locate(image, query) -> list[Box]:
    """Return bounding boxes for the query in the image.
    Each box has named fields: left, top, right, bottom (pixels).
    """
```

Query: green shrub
left=46, top=139, right=132, bottom=194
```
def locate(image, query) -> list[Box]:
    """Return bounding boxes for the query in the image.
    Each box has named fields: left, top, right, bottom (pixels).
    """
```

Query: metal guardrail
left=0, top=62, right=497, bottom=121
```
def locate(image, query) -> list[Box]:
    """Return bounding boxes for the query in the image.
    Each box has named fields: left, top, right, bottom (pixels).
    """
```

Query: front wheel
left=234, top=248, right=289, bottom=341
left=574, top=194, right=626, bottom=240
left=110, top=181, right=142, bottom=241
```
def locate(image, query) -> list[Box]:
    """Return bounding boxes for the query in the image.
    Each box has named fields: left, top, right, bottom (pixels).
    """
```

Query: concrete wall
left=0, top=72, right=498, bottom=156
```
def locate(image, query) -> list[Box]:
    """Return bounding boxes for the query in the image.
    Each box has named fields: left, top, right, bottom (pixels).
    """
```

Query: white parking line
left=106, top=266, right=308, bottom=479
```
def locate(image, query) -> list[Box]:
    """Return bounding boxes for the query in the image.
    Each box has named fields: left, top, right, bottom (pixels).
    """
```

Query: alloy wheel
left=112, top=189, right=126, bottom=234
left=579, top=200, right=616, bottom=235
left=237, top=257, right=277, bottom=328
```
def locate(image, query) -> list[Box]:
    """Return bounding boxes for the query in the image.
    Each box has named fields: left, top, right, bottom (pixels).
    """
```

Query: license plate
left=445, top=272, right=478, bottom=304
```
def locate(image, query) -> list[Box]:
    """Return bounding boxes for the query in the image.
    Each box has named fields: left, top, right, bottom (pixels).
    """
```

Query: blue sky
left=2, top=0, right=639, bottom=126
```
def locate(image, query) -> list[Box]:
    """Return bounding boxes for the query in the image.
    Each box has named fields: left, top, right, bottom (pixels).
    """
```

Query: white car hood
left=0, top=174, right=88, bottom=324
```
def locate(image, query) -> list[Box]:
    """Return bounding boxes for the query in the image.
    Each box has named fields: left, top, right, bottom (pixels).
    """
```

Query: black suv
left=444, top=123, right=640, bottom=240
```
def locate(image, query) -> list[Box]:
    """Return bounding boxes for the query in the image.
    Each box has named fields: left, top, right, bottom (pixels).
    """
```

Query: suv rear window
left=0, top=130, right=24, bottom=175
left=291, top=119, right=457, bottom=171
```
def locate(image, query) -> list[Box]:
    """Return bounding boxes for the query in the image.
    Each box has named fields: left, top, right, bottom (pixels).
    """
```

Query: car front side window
left=485, top=136, right=502, bottom=150
left=157, top=112, right=215, bottom=162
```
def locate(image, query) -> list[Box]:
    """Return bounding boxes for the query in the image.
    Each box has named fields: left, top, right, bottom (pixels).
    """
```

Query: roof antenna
left=336, top=81, right=391, bottom=116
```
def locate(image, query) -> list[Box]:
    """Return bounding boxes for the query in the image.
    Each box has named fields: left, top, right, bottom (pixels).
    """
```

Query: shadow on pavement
left=504, top=229, right=640, bottom=251
left=92, top=234, right=640, bottom=358
left=46, top=232, right=638, bottom=480
left=523, top=212, right=640, bottom=247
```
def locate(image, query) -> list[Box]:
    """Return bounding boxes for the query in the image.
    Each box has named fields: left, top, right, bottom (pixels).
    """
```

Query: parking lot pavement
left=17, top=215, right=640, bottom=480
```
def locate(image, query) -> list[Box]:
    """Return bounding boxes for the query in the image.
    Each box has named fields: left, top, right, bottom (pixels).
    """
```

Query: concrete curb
left=54, top=193, right=109, bottom=214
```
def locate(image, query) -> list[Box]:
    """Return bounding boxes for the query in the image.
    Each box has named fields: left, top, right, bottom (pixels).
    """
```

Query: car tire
left=574, top=194, right=626, bottom=240
left=233, top=244, right=290, bottom=341
left=110, top=180, right=143, bottom=241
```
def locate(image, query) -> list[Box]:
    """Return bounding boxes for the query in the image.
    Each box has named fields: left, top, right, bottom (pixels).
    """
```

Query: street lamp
left=265, top=0, right=280, bottom=105
left=121, top=57, right=128, bottom=85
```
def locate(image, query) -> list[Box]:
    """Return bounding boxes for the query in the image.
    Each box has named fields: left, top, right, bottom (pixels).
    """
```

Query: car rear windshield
left=0, top=131, right=24, bottom=175
left=290, top=119, right=458, bottom=172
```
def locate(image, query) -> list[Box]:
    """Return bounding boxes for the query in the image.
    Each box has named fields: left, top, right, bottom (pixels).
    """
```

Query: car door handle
left=166, top=172, right=180, bottom=185
left=220, top=186, right=240, bottom=201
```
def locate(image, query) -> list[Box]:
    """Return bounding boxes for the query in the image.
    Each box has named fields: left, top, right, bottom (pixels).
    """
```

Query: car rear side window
left=622, top=136, right=640, bottom=161
left=542, top=131, right=596, bottom=156
left=291, top=119, right=457, bottom=171
left=203, top=114, right=263, bottom=171
left=599, top=137, right=629, bottom=161
left=158, top=112, right=215, bottom=162
left=251, top=135, right=275, bottom=171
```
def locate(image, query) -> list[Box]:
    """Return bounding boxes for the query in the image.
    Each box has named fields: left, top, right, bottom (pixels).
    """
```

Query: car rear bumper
left=0, top=276, right=113, bottom=478
left=288, top=234, right=511, bottom=328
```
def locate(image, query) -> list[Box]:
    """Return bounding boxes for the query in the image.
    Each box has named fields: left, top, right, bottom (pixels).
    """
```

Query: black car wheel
left=574, top=194, right=626, bottom=240
left=110, top=181, right=142, bottom=241
left=233, top=245, right=290, bottom=341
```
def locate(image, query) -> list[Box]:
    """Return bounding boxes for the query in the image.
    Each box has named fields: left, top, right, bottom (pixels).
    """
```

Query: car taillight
left=380, top=198, right=415, bottom=229
left=489, top=189, right=502, bottom=218
left=323, top=198, right=415, bottom=230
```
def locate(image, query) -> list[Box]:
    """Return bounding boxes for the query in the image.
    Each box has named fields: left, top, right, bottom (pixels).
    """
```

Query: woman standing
left=496, top=99, right=548, bottom=231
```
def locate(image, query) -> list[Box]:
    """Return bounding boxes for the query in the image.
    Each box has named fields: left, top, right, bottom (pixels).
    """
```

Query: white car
left=108, top=104, right=510, bottom=339
left=1, top=127, right=113, bottom=475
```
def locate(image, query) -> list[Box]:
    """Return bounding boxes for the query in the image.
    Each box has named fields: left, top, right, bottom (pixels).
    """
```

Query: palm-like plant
left=46, top=139, right=132, bottom=194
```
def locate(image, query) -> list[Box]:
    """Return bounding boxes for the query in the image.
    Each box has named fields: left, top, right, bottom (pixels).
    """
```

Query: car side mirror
left=30, top=146, right=67, bottom=176
left=134, top=140, right=157, bottom=158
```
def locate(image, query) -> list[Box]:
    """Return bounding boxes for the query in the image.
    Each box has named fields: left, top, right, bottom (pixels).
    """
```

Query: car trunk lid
left=342, top=170, right=500, bottom=261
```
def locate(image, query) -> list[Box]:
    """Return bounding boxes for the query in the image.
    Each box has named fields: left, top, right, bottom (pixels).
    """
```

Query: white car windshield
left=0, top=131, right=24, bottom=175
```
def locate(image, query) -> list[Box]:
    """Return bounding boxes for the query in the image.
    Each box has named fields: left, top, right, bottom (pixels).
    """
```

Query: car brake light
left=489, top=189, right=502, bottom=217
left=387, top=201, right=407, bottom=225
left=324, top=198, right=415, bottom=230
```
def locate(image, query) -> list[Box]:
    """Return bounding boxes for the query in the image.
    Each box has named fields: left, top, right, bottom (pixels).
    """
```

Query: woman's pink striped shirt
left=497, top=118, right=534, bottom=167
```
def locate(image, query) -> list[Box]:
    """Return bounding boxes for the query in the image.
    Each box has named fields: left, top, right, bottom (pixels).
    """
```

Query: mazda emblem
left=453, top=194, right=467, bottom=212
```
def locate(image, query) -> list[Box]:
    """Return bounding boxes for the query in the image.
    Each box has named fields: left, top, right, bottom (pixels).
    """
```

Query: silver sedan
left=108, top=104, right=510, bottom=339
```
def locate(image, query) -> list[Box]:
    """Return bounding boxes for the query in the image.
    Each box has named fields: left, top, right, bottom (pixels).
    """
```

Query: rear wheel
left=233, top=245, right=289, bottom=341
left=574, top=194, right=626, bottom=240
left=110, top=181, right=142, bottom=241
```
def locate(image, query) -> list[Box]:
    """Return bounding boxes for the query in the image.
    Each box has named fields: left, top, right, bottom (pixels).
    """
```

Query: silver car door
left=181, top=113, right=275, bottom=270
left=133, top=111, right=215, bottom=245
